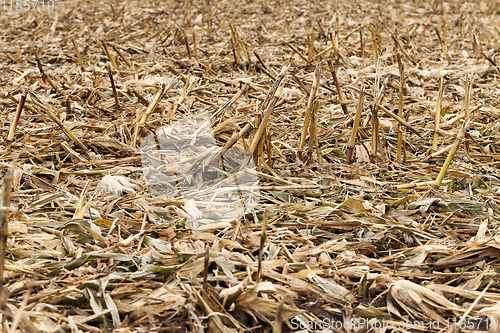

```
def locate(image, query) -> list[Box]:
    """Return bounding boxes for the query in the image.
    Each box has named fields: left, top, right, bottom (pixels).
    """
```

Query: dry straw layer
left=0, top=0, right=500, bottom=332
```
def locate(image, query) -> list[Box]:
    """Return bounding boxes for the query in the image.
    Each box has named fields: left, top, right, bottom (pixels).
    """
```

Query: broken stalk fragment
left=420, top=142, right=454, bottom=162
left=254, top=50, right=270, bottom=71
left=259, top=65, right=277, bottom=81
left=212, top=84, right=249, bottom=120
left=260, top=65, right=289, bottom=116
left=28, top=89, right=88, bottom=151
left=206, top=123, right=253, bottom=167
left=194, top=84, right=251, bottom=152
left=479, top=50, right=499, bottom=70
left=74, top=178, right=91, bottom=214
left=141, top=76, right=180, bottom=124
left=111, top=43, right=131, bottom=67
left=285, top=41, right=310, bottom=63
left=391, top=35, right=417, bottom=65
left=44, top=72, right=59, bottom=93
left=378, top=105, right=424, bottom=139
left=169, top=76, right=196, bottom=118
left=72, top=179, right=92, bottom=219
left=347, top=82, right=365, bottom=161
left=291, top=74, right=310, bottom=96
left=130, top=87, right=150, bottom=107
left=334, top=15, right=340, bottom=58
left=5, top=90, right=27, bottom=150
left=241, top=33, right=251, bottom=65
left=472, top=31, right=479, bottom=54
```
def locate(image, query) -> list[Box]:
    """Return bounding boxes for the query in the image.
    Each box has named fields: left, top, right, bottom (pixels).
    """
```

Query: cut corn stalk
left=298, top=64, right=321, bottom=161
left=169, top=76, right=198, bottom=118
left=71, top=38, right=85, bottom=70
left=371, top=69, right=387, bottom=158
left=5, top=90, right=27, bottom=151
left=192, top=30, right=199, bottom=62
left=256, top=208, right=269, bottom=284
left=230, top=23, right=243, bottom=66
left=396, top=179, right=453, bottom=190
left=464, top=75, right=474, bottom=152
left=434, top=78, right=474, bottom=187
left=396, top=54, right=405, bottom=162
left=330, top=32, right=339, bottom=60
left=434, top=119, right=470, bottom=187
left=0, top=158, right=15, bottom=300
left=442, top=22, right=448, bottom=58
left=432, top=76, right=445, bottom=151
left=33, top=47, right=46, bottom=85
left=261, top=66, right=289, bottom=115
left=328, top=60, right=348, bottom=114
left=250, top=67, right=288, bottom=155
left=73, top=179, right=92, bottom=220
left=304, top=100, right=319, bottom=165
left=346, top=82, right=365, bottom=161
left=372, top=26, right=378, bottom=63
left=133, top=76, right=180, bottom=147
left=359, top=28, right=364, bottom=57
left=107, top=63, right=120, bottom=108
left=307, top=28, right=315, bottom=60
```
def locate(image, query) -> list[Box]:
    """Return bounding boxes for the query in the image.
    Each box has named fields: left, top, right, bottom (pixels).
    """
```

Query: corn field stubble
left=0, top=0, right=500, bottom=332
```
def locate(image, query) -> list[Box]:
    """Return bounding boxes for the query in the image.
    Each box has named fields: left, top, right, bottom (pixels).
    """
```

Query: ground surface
left=1, top=0, right=500, bottom=332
